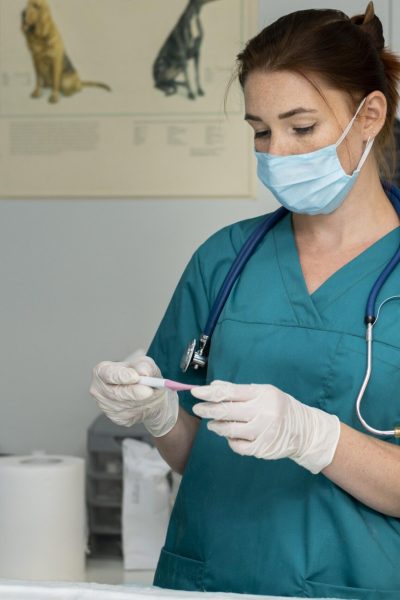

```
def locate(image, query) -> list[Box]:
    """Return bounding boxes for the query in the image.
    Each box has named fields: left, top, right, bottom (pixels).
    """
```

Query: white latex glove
left=191, top=381, right=340, bottom=474
left=89, top=355, right=179, bottom=437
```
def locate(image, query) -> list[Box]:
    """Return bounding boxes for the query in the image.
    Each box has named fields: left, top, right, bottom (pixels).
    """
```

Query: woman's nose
left=268, top=136, right=291, bottom=156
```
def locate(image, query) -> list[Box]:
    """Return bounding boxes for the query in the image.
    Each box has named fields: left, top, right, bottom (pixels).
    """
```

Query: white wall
left=1, top=0, right=396, bottom=458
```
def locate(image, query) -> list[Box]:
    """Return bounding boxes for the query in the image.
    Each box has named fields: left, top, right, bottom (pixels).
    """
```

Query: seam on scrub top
left=314, top=258, right=400, bottom=311
left=271, top=223, right=299, bottom=323
left=319, top=333, right=344, bottom=412
left=339, top=340, right=400, bottom=368
left=215, top=318, right=400, bottom=352
left=355, top=505, right=400, bottom=568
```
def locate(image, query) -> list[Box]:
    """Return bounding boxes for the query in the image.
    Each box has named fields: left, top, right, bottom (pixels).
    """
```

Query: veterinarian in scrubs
left=90, top=3, right=400, bottom=598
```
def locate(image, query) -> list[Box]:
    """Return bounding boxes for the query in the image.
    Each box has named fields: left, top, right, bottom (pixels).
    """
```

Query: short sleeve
left=147, top=250, right=211, bottom=415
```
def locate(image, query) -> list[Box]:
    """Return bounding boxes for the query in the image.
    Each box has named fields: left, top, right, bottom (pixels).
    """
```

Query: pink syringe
left=138, top=376, right=196, bottom=392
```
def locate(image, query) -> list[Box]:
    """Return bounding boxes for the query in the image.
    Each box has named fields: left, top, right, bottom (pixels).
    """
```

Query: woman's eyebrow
left=278, top=107, right=318, bottom=119
left=244, top=107, right=318, bottom=121
left=244, top=113, right=263, bottom=122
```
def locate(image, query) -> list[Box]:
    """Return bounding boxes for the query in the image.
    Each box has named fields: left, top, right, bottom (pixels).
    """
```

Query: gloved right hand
left=89, top=355, right=179, bottom=437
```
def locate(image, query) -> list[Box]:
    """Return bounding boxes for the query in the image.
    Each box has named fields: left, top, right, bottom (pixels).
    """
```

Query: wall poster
left=0, top=0, right=258, bottom=197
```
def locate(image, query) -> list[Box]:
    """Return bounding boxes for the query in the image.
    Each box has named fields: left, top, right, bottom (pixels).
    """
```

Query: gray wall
left=0, top=190, right=276, bottom=457
left=1, top=0, right=398, bottom=458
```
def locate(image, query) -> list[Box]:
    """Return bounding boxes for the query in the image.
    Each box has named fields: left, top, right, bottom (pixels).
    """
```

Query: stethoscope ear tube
left=354, top=181, right=400, bottom=437
left=356, top=322, right=400, bottom=438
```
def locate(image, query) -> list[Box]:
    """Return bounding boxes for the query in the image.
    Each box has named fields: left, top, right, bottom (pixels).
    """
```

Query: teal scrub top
left=147, top=212, right=400, bottom=600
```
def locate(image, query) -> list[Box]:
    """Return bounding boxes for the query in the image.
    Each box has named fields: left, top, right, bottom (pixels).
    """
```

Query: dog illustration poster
left=0, top=0, right=257, bottom=197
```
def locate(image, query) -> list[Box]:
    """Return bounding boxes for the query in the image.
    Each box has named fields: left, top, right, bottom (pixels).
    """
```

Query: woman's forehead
left=243, top=70, right=352, bottom=117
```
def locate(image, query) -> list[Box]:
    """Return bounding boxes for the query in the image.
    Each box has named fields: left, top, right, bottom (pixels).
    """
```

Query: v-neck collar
left=273, top=212, right=400, bottom=325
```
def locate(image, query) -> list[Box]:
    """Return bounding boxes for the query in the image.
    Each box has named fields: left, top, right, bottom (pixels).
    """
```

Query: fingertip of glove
left=117, top=366, right=139, bottom=384
left=190, top=386, right=210, bottom=400
left=130, top=356, right=160, bottom=378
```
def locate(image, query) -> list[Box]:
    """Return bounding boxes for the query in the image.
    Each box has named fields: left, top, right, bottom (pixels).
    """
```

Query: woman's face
left=244, top=70, right=366, bottom=174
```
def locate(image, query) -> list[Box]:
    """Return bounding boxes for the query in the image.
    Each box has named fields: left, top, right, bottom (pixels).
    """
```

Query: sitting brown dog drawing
left=21, top=0, right=111, bottom=103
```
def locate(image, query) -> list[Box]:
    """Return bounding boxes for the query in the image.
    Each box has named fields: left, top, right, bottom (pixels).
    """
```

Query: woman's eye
left=254, top=125, right=315, bottom=139
left=293, top=125, right=315, bottom=135
left=254, top=130, right=270, bottom=139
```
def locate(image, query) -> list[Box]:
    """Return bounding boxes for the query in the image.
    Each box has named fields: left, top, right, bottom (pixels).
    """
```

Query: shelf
left=87, top=496, right=121, bottom=508
left=90, top=525, right=121, bottom=535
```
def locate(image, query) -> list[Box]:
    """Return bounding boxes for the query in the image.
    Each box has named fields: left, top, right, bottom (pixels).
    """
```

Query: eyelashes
left=254, top=125, right=316, bottom=139
left=254, top=130, right=269, bottom=139
left=293, top=125, right=316, bottom=135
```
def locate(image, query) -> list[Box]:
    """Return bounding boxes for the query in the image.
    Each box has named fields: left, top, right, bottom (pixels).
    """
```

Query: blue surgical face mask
left=255, top=98, right=374, bottom=215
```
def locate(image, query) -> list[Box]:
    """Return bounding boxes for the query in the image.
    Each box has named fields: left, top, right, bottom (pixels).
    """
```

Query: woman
left=90, top=3, right=400, bottom=597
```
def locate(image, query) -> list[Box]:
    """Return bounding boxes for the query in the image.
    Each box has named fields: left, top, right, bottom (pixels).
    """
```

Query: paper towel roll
left=0, top=452, right=86, bottom=581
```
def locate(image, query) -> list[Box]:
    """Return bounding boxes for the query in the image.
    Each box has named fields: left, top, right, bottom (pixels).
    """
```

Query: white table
left=0, top=580, right=349, bottom=600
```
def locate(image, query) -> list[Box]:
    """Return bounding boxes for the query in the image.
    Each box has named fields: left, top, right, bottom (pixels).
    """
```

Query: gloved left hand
left=191, top=381, right=340, bottom=474
left=90, top=355, right=178, bottom=437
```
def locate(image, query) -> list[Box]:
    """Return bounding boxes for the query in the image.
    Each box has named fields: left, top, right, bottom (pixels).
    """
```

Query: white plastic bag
left=122, top=438, right=171, bottom=570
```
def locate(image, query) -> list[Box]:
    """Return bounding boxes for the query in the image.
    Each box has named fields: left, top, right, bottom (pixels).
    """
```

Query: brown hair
left=232, top=2, right=400, bottom=178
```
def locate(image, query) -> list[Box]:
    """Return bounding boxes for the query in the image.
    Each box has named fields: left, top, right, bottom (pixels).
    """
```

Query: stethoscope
left=181, top=182, right=400, bottom=438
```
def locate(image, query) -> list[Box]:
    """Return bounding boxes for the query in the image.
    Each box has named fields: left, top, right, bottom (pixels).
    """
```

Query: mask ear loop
left=355, top=136, right=375, bottom=171
left=334, top=97, right=375, bottom=173
left=335, top=97, right=367, bottom=148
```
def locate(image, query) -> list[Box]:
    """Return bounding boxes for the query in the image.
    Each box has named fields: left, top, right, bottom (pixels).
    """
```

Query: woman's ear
left=361, top=91, right=387, bottom=140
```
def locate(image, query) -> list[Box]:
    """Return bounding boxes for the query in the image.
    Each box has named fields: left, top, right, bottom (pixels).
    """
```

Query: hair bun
left=351, top=1, right=384, bottom=50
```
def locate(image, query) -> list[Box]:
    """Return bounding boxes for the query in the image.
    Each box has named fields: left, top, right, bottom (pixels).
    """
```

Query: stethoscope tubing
left=366, top=246, right=400, bottom=322
left=355, top=323, right=396, bottom=437
left=203, top=206, right=288, bottom=337
left=188, top=182, right=400, bottom=438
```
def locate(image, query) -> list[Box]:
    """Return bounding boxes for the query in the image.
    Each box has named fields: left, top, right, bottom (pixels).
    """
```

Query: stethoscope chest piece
left=180, top=339, right=197, bottom=372
left=180, top=335, right=209, bottom=372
